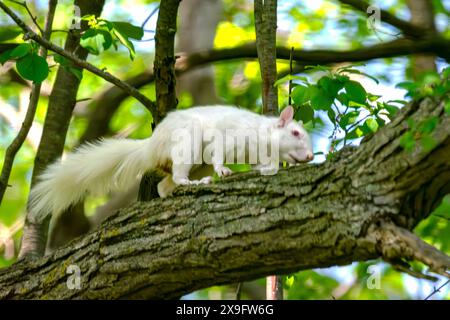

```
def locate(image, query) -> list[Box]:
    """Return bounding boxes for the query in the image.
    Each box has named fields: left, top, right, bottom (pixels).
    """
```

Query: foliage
left=275, top=64, right=403, bottom=158
left=398, top=68, right=450, bottom=153
left=0, top=42, right=49, bottom=83
left=80, top=15, right=144, bottom=60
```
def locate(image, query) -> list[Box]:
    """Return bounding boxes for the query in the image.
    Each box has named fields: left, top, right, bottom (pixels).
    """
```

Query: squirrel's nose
left=306, top=152, right=314, bottom=161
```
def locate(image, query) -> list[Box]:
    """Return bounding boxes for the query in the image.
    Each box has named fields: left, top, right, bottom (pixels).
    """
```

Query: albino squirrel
left=29, top=105, right=313, bottom=223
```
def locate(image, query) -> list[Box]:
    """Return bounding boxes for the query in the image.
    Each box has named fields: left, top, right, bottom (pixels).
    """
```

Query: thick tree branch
left=0, top=1, right=156, bottom=114
left=1, top=97, right=448, bottom=299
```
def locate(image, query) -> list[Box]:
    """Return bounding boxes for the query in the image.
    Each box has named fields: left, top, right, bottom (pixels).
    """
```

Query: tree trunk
left=406, top=0, right=437, bottom=78
left=176, top=0, right=222, bottom=105
left=2, top=97, right=449, bottom=299
left=19, top=0, right=105, bottom=257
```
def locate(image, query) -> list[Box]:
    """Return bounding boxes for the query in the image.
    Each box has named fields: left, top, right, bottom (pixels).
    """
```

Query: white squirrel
left=29, top=105, right=313, bottom=223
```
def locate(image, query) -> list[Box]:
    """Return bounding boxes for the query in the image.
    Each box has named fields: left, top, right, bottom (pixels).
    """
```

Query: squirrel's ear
left=278, top=105, right=294, bottom=127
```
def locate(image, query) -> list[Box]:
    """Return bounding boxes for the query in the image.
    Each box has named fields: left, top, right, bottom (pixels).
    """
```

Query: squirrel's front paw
left=214, top=165, right=233, bottom=177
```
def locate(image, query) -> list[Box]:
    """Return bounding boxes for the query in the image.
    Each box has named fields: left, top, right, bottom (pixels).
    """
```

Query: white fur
left=28, top=105, right=313, bottom=223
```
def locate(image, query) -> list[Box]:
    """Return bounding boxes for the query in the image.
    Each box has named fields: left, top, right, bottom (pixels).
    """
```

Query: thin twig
left=0, top=0, right=57, bottom=205
left=7, top=0, right=44, bottom=34
left=288, top=46, right=294, bottom=106
left=424, top=279, right=450, bottom=300
left=141, top=5, right=159, bottom=28
left=0, top=1, right=156, bottom=114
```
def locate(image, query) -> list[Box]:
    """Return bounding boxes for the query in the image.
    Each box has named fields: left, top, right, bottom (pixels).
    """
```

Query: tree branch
left=1, top=97, right=448, bottom=299
left=0, top=0, right=156, bottom=114
left=255, top=0, right=278, bottom=115
left=152, top=0, right=180, bottom=123
left=8, top=0, right=44, bottom=34
left=336, top=0, right=433, bottom=38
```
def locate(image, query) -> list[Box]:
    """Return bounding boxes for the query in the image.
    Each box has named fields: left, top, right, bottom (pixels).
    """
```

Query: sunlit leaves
left=399, top=116, right=440, bottom=153
left=80, top=28, right=113, bottom=55
left=274, top=64, right=389, bottom=155
left=79, top=16, right=144, bottom=60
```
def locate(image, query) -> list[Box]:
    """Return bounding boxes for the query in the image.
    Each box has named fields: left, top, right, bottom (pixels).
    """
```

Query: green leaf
left=0, top=27, right=22, bottom=41
left=318, top=76, right=343, bottom=99
left=0, top=49, right=13, bottom=65
left=112, top=28, right=136, bottom=60
left=305, top=65, right=331, bottom=72
left=54, top=54, right=69, bottom=65
left=296, top=104, right=314, bottom=123
left=9, top=43, right=32, bottom=59
left=309, top=85, right=333, bottom=111
left=16, top=53, right=49, bottom=83
left=81, top=14, right=96, bottom=21
left=285, top=275, right=295, bottom=288
left=337, top=63, right=366, bottom=72
left=399, top=131, right=415, bottom=152
left=327, top=108, right=336, bottom=125
left=346, top=126, right=364, bottom=140
left=418, top=117, right=439, bottom=134
left=340, top=69, right=379, bottom=84
left=442, top=67, right=450, bottom=79
left=364, top=118, right=379, bottom=132
left=386, top=99, right=407, bottom=105
left=367, top=93, right=381, bottom=102
left=274, top=74, right=308, bottom=87
left=80, top=28, right=113, bottom=55
left=339, top=111, right=359, bottom=129
left=111, top=21, right=144, bottom=40
left=432, top=195, right=450, bottom=218
left=336, top=74, right=350, bottom=83
left=336, top=92, right=349, bottom=106
left=291, top=85, right=309, bottom=105
left=420, top=135, right=437, bottom=152
left=344, top=80, right=366, bottom=104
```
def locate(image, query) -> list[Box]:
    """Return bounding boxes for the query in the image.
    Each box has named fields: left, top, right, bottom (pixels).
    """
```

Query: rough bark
left=254, top=0, right=278, bottom=115
left=1, top=97, right=449, bottom=299
left=153, top=0, right=181, bottom=123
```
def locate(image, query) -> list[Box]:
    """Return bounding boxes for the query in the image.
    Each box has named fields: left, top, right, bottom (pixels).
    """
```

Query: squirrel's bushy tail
left=28, top=138, right=152, bottom=222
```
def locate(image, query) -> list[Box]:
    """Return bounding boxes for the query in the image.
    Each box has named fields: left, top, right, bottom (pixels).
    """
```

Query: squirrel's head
left=273, top=105, right=314, bottom=164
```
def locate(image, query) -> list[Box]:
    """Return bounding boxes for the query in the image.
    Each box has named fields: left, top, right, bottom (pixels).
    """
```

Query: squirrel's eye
left=292, top=130, right=300, bottom=137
